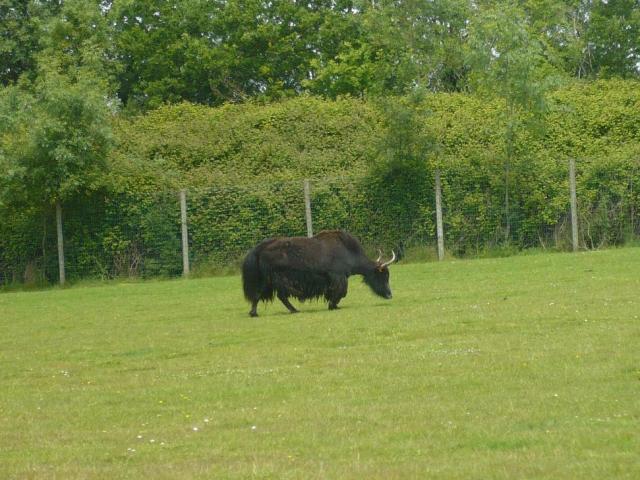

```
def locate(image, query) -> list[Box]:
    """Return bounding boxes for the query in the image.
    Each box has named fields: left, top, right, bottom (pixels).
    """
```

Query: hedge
left=1, top=80, right=639, bottom=284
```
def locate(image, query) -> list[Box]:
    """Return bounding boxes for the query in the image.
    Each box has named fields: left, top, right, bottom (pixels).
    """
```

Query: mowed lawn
left=1, top=248, right=639, bottom=479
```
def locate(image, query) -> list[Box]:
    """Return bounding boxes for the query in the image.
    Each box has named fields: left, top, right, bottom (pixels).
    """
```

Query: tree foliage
left=2, top=0, right=638, bottom=109
left=0, top=68, right=113, bottom=207
left=0, top=0, right=115, bottom=209
left=0, top=0, right=63, bottom=86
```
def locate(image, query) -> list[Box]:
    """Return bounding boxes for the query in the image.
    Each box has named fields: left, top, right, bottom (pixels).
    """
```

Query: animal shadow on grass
left=265, top=303, right=396, bottom=317
left=255, top=302, right=357, bottom=317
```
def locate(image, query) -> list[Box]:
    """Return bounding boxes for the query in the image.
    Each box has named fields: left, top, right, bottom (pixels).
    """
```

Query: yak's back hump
left=314, top=230, right=364, bottom=255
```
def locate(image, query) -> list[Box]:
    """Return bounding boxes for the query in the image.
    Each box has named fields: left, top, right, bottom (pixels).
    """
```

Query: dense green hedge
left=1, top=80, right=639, bottom=284
left=109, top=96, right=381, bottom=187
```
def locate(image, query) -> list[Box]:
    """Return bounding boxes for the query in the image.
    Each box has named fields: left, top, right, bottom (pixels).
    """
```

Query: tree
left=466, top=2, right=558, bottom=239
left=0, top=0, right=62, bottom=86
left=376, top=91, right=435, bottom=169
left=306, top=0, right=472, bottom=97
left=0, top=0, right=115, bottom=283
left=41, top=0, right=115, bottom=82
left=1, top=0, right=115, bottom=207
left=517, top=0, right=640, bottom=79
left=366, top=90, right=437, bottom=247
left=109, top=0, right=344, bottom=109
left=586, top=0, right=640, bottom=78
left=0, top=67, right=113, bottom=207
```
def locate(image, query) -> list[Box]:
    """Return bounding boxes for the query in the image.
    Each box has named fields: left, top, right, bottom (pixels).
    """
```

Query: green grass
left=1, top=248, right=639, bottom=479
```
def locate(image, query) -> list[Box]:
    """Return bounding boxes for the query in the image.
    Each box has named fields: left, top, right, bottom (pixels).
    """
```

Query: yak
left=241, top=230, right=396, bottom=317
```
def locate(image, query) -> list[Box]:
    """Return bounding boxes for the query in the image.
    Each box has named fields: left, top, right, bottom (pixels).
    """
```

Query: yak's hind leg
left=249, top=283, right=274, bottom=318
left=270, top=271, right=299, bottom=314
left=326, top=274, right=348, bottom=310
left=249, top=300, right=259, bottom=317
left=277, top=291, right=299, bottom=314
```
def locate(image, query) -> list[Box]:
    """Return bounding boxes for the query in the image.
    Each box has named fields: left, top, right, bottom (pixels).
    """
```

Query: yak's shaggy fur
left=242, top=230, right=395, bottom=317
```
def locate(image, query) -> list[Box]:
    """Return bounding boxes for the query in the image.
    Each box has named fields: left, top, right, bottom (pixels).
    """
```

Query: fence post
left=630, top=171, right=635, bottom=237
left=180, top=189, right=190, bottom=277
left=569, top=158, right=579, bottom=252
left=435, top=169, right=445, bottom=261
left=304, top=179, right=313, bottom=238
left=55, top=200, right=66, bottom=285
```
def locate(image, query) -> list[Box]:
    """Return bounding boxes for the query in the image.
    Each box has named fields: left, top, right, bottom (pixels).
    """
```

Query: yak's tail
left=242, top=246, right=262, bottom=302
left=242, top=243, right=274, bottom=303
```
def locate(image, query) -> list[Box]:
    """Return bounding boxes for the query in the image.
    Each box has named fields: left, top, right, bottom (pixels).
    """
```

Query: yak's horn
left=381, top=250, right=396, bottom=268
left=376, top=249, right=383, bottom=263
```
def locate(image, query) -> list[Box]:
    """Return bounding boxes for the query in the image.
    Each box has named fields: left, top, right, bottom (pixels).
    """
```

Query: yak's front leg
left=326, top=274, right=348, bottom=310
left=277, top=291, right=299, bottom=314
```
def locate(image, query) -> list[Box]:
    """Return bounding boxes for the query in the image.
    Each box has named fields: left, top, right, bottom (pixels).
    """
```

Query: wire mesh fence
left=1, top=155, right=639, bottom=286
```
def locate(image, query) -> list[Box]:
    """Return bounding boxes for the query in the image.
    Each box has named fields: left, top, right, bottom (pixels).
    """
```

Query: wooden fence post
left=435, top=169, right=445, bottom=261
left=569, top=158, right=579, bottom=252
left=304, top=179, right=313, bottom=238
left=180, top=189, right=190, bottom=276
left=55, top=200, right=66, bottom=285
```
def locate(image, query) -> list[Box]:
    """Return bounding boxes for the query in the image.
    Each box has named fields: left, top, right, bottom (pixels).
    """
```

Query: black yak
left=241, top=230, right=396, bottom=317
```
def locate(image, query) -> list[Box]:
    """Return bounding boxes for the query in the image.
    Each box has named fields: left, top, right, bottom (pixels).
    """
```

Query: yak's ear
left=376, top=266, right=384, bottom=272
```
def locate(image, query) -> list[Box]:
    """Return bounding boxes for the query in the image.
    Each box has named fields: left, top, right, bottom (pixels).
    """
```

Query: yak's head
left=364, top=251, right=396, bottom=299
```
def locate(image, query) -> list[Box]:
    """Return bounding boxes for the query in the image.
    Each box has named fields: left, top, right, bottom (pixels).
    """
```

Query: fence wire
left=1, top=156, right=639, bottom=285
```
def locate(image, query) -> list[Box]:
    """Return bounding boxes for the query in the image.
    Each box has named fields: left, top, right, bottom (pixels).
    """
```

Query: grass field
left=1, top=248, right=639, bottom=479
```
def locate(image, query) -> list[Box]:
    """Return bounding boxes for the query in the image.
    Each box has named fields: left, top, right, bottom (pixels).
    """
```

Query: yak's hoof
left=249, top=311, right=258, bottom=317
left=328, top=304, right=339, bottom=310
left=289, top=309, right=299, bottom=314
